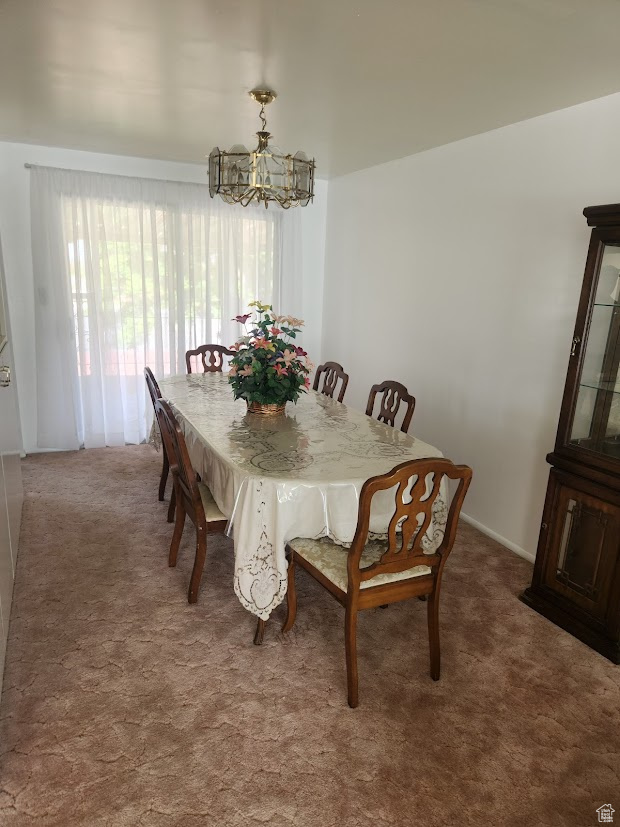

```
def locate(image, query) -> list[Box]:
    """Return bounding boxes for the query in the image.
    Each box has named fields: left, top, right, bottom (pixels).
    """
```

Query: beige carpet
left=0, top=446, right=618, bottom=826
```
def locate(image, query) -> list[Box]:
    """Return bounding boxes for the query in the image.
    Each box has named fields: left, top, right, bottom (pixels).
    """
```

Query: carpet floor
left=0, top=446, right=618, bottom=826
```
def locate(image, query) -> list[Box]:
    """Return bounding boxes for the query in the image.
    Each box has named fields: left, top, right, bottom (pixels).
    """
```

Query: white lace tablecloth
left=156, top=373, right=446, bottom=620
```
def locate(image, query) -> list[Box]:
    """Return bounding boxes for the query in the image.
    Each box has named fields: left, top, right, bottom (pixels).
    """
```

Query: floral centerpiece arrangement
left=228, top=301, right=313, bottom=415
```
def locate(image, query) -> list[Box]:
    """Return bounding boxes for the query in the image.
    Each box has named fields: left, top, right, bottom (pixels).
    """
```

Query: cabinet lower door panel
left=544, top=476, right=620, bottom=622
left=530, top=469, right=620, bottom=649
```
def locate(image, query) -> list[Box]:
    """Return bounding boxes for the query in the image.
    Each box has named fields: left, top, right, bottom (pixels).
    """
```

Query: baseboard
left=460, top=512, right=536, bottom=564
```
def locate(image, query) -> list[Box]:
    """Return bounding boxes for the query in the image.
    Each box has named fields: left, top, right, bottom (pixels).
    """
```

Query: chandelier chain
left=259, top=104, right=267, bottom=132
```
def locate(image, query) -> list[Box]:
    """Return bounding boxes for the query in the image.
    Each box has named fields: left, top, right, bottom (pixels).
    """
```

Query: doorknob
left=0, top=365, right=10, bottom=387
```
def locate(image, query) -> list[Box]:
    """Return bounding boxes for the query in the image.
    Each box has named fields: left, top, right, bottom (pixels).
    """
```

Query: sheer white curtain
left=31, top=166, right=291, bottom=449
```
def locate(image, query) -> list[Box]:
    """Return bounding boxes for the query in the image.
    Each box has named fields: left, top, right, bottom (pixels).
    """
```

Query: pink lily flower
left=304, top=376, right=311, bottom=389
left=253, top=337, right=275, bottom=351
left=228, top=365, right=238, bottom=376
left=274, top=364, right=288, bottom=377
left=270, top=327, right=282, bottom=336
left=232, top=313, right=251, bottom=324
left=239, top=364, right=254, bottom=377
left=277, top=348, right=296, bottom=366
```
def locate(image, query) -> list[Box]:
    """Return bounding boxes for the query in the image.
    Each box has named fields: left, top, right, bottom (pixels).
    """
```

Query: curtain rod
left=21, top=164, right=288, bottom=214
left=22, top=162, right=214, bottom=190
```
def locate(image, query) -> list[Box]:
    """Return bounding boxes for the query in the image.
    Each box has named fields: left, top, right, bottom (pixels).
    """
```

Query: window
left=63, top=196, right=279, bottom=378
left=32, top=166, right=284, bottom=448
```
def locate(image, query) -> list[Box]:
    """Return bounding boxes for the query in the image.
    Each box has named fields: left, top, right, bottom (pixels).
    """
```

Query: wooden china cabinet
left=521, top=204, right=620, bottom=663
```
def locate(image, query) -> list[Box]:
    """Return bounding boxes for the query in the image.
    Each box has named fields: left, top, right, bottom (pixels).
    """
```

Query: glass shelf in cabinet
left=579, top=380, right=620, bottom=395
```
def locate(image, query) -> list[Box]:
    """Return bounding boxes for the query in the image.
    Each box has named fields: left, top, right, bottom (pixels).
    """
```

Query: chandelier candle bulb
left=208, top=89, right=315, bottom=209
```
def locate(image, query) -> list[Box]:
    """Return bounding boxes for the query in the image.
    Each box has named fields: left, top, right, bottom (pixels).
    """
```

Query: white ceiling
left=2, top=0, right=620, bottom=178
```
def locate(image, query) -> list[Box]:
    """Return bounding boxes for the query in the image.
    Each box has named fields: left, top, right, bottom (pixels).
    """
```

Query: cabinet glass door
left=570, top=243, right=620, bottom=458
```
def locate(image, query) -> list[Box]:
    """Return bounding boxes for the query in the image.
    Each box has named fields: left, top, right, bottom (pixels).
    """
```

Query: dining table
left=155, top=372, right=447, bottom=628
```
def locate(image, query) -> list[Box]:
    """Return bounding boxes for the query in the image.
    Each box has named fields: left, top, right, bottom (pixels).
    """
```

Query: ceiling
left=2, top=0, right=620, bottom=178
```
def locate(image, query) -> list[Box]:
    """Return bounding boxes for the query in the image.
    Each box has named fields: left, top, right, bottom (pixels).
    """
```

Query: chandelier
left=208, top=89, right=315, bottom=209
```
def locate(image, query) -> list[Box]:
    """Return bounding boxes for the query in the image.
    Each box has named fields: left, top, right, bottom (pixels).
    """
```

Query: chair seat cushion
left=289, top=536, right=432, bottom=592
left=198, top=482, right=226, bottom=522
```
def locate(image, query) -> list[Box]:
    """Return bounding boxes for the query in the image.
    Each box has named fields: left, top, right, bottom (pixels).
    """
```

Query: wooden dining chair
left=313, top=361, right=349, bottom=403
left=185, top=344, right=235, bottom=374
left=366, top=380, right=416, bottom=434
left=155, top=399, right=228, bottom=603
left=282, top=457, right=472, bottom=707
left=144, top=367, right=176, bottom=522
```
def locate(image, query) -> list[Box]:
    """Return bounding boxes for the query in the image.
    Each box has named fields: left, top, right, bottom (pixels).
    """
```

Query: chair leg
left=254, top=618, right=266, bottom=645
left=169, top=492, right=185, bottom=568
left=167, top=486, right=176, bottom=523
left=159, top=449, right=169, bottom=501
left=427, top=586, right=441, bottom=681
left=188, top=527, right=206, bottom=604
left=282, top=554, right=297, bottom=633
left=345, top=604, right=359, bottom=708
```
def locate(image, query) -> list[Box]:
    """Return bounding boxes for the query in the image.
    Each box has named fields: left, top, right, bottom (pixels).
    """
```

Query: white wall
left=321, top=92, right=620, bottom=561
left=0, top=142, right=327, bottom=454
left=297, top=191, right=326, bottom=364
